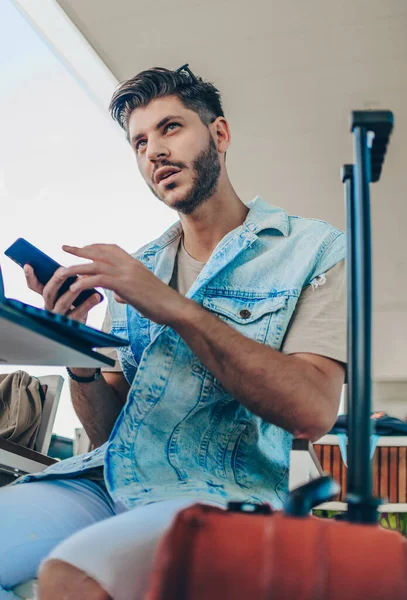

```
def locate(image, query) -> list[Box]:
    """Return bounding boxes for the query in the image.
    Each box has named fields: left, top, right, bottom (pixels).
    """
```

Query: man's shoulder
left=288, top=212, right=344, bottom=238
left=252, top=197, right=344, bottom=240
left=286, top=213, right=346, bottom=266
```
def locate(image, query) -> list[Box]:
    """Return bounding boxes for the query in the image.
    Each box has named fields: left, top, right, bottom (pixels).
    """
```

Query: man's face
left=128, top=96, right=221, bottom=214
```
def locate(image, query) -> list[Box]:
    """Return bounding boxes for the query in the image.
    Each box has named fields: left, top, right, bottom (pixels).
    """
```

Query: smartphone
left=4, top=237, right=104, bottom=307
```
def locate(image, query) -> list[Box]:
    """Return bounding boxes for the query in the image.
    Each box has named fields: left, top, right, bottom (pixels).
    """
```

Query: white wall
left=55, top=0, right=407, bottom=382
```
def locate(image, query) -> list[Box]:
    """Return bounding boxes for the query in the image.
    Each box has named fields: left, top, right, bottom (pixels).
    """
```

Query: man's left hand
left=61, top=243, right=189, bottom=326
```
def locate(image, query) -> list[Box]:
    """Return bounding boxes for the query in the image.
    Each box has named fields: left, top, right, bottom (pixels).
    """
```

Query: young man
left=0, top=66, right=346, bottom=599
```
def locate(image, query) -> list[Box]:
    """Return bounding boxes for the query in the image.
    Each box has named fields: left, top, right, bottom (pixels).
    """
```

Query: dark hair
left=109, top=67, right=225, bottom=140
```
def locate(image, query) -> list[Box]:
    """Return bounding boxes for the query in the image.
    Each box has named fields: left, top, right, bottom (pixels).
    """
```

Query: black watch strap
left=66, top=367, right=102, bottom=383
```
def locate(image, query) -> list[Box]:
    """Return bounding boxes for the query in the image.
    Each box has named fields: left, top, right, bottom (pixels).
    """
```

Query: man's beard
left=149, top=134, right=221, bottom=215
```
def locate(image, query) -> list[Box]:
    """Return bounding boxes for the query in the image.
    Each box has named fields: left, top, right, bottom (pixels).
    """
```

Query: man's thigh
left=44, top=497, right=225, bottom=600
left=0, top=478, right=115, bottom=592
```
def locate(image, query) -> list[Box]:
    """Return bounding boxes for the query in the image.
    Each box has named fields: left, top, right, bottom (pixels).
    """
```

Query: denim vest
left=15, top=197, right=346, bottom=509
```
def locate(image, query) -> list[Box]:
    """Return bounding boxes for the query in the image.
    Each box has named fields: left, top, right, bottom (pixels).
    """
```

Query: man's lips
left=154, top=167, right=182, bottom=184
left=158, top=171, right=181, bottom=186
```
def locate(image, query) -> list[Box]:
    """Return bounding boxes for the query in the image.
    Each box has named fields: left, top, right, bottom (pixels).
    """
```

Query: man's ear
left=212, top=117, right=231, bottom=154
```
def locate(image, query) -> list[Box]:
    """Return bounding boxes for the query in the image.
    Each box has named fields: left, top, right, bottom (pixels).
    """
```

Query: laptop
left=0, top=264, right=129, bottom=354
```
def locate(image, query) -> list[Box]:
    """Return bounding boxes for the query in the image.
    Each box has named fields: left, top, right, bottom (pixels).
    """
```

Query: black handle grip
left=351, top=111, right=394, bottom=182
left=283, top=475, right=340, bottom=517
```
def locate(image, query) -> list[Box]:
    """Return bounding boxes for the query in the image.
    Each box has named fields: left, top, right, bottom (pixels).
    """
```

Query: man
left=0, top=65, right=346, bottom=599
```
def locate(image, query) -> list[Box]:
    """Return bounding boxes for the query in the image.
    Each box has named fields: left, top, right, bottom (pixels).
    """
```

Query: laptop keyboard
left=6, top=298, right=128, bottom=348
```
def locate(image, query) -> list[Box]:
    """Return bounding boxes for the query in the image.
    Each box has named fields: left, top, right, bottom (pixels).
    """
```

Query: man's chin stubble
left=151, top=182, right=203, bottom=215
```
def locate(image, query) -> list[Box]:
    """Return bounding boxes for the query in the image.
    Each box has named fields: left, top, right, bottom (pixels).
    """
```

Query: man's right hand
left=23, top=264, right=102, bottom=324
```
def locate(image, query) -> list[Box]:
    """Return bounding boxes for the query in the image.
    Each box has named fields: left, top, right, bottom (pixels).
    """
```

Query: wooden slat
left=398, top=447, right=407, bottom=503
left=332, top=445, right=342, bottom=501
left=322, top=444, right=331, bottom=476
left=340, top=446, right=348, bottom=501
left=389, top=447, right=398, bottom=503
left=372, top=448, right=379, bottom=498
left=319, top=445, right=325, bottom=473
left=380, top=447, right=390, bottom=503
left=314, top=444, right=322, bottom=465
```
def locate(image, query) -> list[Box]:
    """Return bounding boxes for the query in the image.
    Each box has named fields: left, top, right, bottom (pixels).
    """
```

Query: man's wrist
left=66, top=367, right=102, bottom=382
left=168, top=297, right=201, bottom=331
left=66, top=367, right=102, bottom=383
left=68, top=367, right=100, bottom=378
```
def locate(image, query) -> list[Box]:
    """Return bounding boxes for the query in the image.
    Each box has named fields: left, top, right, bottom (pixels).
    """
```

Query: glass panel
left=0, top=0, right=175, bottom=438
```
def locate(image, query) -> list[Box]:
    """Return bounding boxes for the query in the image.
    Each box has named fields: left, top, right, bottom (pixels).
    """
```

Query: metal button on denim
left=239, top=309, right=251, bottom=319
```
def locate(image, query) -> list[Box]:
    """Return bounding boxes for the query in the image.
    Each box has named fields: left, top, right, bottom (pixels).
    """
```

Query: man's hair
left=109, top=67, right=225, bottom=141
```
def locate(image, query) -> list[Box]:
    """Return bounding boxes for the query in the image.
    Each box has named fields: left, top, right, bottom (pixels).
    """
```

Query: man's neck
left=179, top=186, right=249, bottom=263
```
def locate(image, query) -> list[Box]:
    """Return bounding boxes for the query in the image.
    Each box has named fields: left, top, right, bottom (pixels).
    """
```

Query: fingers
left=52, top=276, right=102, bottom=315
left=24, top=264, right=44, bottom=295
left=24, top=263, right=103, bottom=322
left=66, top=293, right=102, bottom=323
left=59, top=261, right=106, bottom=279
left=42, top=267, right=73, bottom=311
left=69, top=275, right=108, bottom=295
left=62, top=243, right=122, bottom=262
left=113, top=292, right=126, bottom=304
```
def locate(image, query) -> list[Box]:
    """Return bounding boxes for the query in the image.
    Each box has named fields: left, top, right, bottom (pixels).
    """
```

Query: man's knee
left=38, top=559, right=110, bottom=600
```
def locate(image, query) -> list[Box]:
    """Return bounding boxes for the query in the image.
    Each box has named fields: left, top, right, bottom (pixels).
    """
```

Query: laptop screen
left=0, top=265, right=5, bottom=300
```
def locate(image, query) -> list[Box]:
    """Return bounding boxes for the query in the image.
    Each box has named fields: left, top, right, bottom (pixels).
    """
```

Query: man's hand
left=23, top=263, right=101, bottom=324
left=61, top=243, right=190, bottom=326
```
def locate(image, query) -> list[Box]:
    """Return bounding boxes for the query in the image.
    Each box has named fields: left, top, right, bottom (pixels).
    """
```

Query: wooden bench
left=313, top=434, right=407, bottom=512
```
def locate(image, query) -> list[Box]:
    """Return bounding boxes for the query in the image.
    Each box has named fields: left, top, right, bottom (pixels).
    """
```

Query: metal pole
left=346, top=127, right=378, bottom=523
left=343, top=167, right=356, bottom=494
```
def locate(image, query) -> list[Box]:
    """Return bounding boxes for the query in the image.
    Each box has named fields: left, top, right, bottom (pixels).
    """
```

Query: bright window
left=0, top=0, right=176, bottom=437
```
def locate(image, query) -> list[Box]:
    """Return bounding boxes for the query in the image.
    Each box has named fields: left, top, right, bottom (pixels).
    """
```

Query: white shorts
left=0, top=477, right=223, bottom=600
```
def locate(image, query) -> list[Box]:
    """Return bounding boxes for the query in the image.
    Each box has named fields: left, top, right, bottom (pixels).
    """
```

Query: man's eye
left=136, top=140, right=146, bottom=151
left=164, top=122, right=181, bottom=133
left=135, top=123, right=180, bottom=151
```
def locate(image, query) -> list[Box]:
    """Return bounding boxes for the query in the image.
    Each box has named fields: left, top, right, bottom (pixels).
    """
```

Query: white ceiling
left=55, top=0, right=407, bottom=378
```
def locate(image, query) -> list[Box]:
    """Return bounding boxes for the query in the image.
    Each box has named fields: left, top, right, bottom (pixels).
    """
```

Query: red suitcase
left=147, top=111, right=407, bottom=600
left=147, top=500, right=407, bottom=600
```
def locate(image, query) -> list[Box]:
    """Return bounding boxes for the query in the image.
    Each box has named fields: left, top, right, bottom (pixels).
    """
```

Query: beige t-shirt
left=99, top=238, right=346, bottom=371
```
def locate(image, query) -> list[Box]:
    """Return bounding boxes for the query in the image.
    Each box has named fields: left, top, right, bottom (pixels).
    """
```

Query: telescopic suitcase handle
left=344, top=110, right=393, bottom=523
left=283, top=111, right=394, bottom=522
left=351, top=111, right=393, bottom=182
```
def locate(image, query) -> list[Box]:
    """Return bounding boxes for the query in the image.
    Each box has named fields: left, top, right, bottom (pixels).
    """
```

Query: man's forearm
left=171, top=302, right=334, bottom=441
left=69, top=369, right=123, bottom=447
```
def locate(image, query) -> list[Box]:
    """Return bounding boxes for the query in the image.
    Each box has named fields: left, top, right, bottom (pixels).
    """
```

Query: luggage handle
left=344, top=110, right=394, bottom=523
left=227, top=476, right=340, bottom=518
left=284, top=475, right=340, bottom=517
left=350, top=111, right=393, bottom=183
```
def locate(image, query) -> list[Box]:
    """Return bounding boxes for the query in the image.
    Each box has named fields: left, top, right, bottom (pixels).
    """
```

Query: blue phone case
left=4, top=238, right=104, bottom=307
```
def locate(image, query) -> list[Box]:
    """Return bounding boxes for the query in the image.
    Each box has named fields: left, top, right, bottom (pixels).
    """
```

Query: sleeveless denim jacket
left=14, top=197, right=346, bottom=509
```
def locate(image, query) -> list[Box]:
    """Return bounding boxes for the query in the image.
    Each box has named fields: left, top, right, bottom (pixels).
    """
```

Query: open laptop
left=0, top=265, right=129, bottom=351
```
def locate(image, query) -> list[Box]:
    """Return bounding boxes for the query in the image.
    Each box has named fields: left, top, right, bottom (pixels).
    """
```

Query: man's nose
left=147, top=142, right=169, bottom=162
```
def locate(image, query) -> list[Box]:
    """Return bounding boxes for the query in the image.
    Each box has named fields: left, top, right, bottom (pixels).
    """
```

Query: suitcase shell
left=147, top=503, right=407, bottom=600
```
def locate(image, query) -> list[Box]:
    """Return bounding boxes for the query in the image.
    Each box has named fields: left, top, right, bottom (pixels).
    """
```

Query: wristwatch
left=66, top=367, right=102, bottom=383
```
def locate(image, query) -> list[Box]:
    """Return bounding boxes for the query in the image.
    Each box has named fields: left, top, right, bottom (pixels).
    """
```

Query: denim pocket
left=202, top=294, right=288, bottom=344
